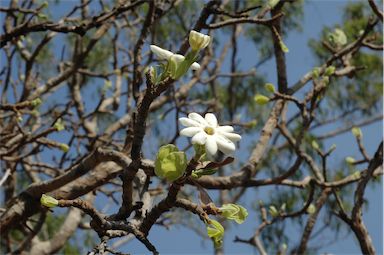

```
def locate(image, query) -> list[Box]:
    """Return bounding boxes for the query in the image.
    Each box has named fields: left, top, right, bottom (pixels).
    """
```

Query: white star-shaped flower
left=179, top=113, right=241, bottom=158
left=150, top=45, right=200, bottom=70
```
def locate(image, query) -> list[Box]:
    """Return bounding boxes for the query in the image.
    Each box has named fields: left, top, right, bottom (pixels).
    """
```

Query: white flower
left=189, top=30, right=210, bottom=51
left=150, top=45, right=200, bottom=70
left=179, top=113, right=241, bottom=158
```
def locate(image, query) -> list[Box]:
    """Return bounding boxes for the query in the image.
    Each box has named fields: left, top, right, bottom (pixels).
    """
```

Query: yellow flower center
left=204, top=127, right=215, bottom=135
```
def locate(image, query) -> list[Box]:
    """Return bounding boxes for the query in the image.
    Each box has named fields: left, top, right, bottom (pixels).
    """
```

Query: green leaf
left=206, top=219, right=224, bottom=248
left=219, top=204, right=248, bottom=224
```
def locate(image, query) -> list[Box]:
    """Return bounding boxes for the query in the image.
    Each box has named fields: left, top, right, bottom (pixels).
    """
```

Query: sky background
left=1, top=0, right=382, bottom=254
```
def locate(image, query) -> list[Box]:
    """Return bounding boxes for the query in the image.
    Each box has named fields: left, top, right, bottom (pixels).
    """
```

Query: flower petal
left=192, top=132, right=207, bottom=145
left=191, top=62, right=201, bottom=70
left=171, top=54, right=185, bottom=63
left=216, top=135, right=236, bottom=155
left=220, top=132, right=241, bottom=142
left=150, top=45, right=173, bottom=60
left=180, top=127, right=202, bottom=137
left=205, top=113, right=218, bottom=127
left=217, top=125, right=234, bottom=133
left=206, top=135, right=218, bottom=156
left=188, top=112, right=207, bottom=125
left=179, top=117, right=201, bottom=127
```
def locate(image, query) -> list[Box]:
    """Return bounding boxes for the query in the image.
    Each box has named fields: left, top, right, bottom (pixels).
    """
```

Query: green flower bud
left=352, top=171, right=361, bottom=180
left=351, top=127, right=362, bottom=138
left=254, top=94, right=270, bottom=105
left=60, top=144, right=69, bottom=152
left=329, top=144, right=337, bottom=153
left=31, top=98, right=42, bottom=107
left=269, top=205, right=279, bottom=217
left=311, top=140, right=319, bottom=150
left=219, top=204, right=248, bottom=224
left=312, top=67, right=320, bottom=79
left=279, top=41, right=289, bottom=53
left=206, top=219, right=224, bottom=248
left=325, top=66, right=336, bottom=76
left=54, top=118, right=65, bottom=131
left=40, top=194, right=58, bottom=208
left=345, top=156, right=355, bottom=165
left=155, top=144, right=187, bottom=182
left=264, top=83, right=276, bottom=93
left=329, top=28, right=347, bottom=46
left=306, top=204, right=316, bottom=214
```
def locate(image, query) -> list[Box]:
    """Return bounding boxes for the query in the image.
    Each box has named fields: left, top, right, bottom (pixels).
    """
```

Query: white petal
left=179, top=117, right=201, bottom=127
left=217, top=126, right=234, bottom=133
left=150, top=45, right=173, bottom=60
left=171, top=54, right=185, bottom=63
left=221, top=132, right=241, bottom=142
left=191, top=62, right=201, bottom=70
left=205, top=113, right=218, bottom=127
left=180, top=127, right=202, bottom=137
left=205, top=135, right=218, bottom=156
left=188, top=112, right=207, bottom=125
left=192, top=132, right=207, bottom=145
left=216, top=135, right=236, bottom=155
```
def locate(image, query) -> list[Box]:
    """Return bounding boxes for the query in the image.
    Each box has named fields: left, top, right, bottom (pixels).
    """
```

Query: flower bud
left=345, top=156, right=355, bottom=165
left=31, top=98, right=42, bottom=107
left=325, top=66, right=336, bottom=76
left=312, top=67, right=320, bottom=79
left=254, top=94, right=270, bottom=105
left=155, top=144, right=187, bottom=182
left=40, top=194, right=58, bottom=208
left=264, top=83, right=276, bottom=93
left=306, top=204, right=316, bottom=214
left=189, top=30, right=210, bottom=51
left=269, top=205, right=279, bottom=217
left=311, top=140, right=319, bottom=150
left=60, top=144, right=69, bottom=152
left=351, top=127, right=362, bottom=138
left=54, top=118, right=65, bottom=131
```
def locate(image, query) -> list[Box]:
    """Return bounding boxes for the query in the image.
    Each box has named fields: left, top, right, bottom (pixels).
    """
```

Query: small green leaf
left=219, top=204, right=248, bottom=224
left=206, top=219, right=224, bottom=248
